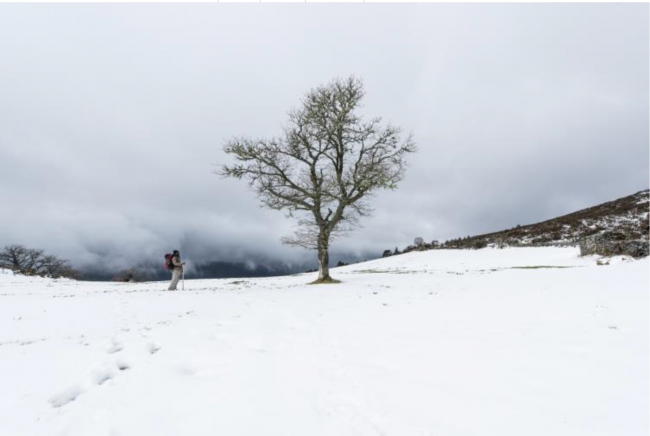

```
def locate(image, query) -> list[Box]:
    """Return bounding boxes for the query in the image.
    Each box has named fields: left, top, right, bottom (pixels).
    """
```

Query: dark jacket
left=171, top=255, right=183, bottom=271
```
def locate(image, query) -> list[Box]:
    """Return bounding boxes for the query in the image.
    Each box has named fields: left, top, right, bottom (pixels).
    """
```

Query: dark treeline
left=80, top=260, right=306, bottom=283
left=0, top=245, right=79, bottom=279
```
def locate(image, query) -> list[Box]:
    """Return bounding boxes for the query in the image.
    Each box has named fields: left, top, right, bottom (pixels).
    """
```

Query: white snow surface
left=1, top=247, right=647, bottom=436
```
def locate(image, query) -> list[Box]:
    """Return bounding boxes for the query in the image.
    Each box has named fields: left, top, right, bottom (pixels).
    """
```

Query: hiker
left=168, top=250, right=185, bottom=291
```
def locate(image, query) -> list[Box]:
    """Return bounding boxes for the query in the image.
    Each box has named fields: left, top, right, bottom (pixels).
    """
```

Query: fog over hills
left=1, top=4, right=647, bottom=283
left=79, top=189, right=649, bottom=282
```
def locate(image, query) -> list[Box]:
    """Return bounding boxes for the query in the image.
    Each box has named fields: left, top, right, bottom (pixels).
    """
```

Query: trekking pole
left=182, top=268, right=185, bottom=291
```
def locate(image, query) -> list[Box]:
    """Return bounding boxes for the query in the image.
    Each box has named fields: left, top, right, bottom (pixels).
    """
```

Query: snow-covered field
left=1, top=247, right=647, bottom=436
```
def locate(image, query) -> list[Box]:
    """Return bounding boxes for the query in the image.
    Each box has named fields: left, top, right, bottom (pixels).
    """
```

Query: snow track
left=0, top=248, right=647, bottom=436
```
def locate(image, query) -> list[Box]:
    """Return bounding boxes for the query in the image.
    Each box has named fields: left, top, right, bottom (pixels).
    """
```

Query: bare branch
left=0, top=245, right=79, bottom=279
left=219, top=76, right=416, bottom=281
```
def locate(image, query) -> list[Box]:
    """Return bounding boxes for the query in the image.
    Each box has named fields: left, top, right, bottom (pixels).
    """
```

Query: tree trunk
left=317, top=229, right=332, bottom=282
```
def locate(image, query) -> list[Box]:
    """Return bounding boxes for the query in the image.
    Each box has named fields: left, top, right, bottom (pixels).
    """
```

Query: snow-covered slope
left=429, top=189, right=650, bottom=250
left=1, top=247, right=647, bottom=436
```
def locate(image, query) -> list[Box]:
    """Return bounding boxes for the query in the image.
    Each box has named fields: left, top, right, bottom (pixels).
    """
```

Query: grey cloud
left=0, top=3, right=647, bottom=269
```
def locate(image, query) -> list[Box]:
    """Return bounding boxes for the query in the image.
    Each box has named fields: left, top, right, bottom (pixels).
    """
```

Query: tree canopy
left=221, top=76, right=416, bottom=282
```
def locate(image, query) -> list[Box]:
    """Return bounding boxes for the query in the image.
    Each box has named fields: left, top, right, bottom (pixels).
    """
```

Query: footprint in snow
left=115, top=359, right=131, bottom=371
left=50, top=385, right=85, bottom=408
left=92, top=366, right=117, bottom=386
left=50, top=357, right=133, bottom=408
left=107, top=339, right=124, bottom=354
left=148, top=342, right=162, bottom=354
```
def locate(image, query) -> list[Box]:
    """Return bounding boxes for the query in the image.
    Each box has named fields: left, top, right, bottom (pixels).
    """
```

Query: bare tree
left=0, top=245, right=79, bottom=279
left=0, top=245, right=30, bottom=271
left=220, top=77, right=416, bottom=283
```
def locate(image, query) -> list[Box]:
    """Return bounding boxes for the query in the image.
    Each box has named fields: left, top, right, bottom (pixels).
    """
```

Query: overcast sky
left=0, top=3, right=648, bottom=271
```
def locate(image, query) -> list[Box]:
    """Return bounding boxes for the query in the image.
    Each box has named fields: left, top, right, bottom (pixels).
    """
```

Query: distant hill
left=390, top=189, right=649, bottom=254
left=79, top=259, right=303, bottom=282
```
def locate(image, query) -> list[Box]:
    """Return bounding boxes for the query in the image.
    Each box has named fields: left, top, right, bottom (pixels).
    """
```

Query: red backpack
left=164, top=253, right=174, bottom=270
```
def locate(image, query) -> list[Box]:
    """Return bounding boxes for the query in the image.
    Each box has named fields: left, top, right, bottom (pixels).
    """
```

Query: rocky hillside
left=389, top=189, right=649, bottom=255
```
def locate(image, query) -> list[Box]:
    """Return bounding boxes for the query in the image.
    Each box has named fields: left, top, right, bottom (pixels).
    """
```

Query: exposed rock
left=580, top=231, right=649, bottom=258
left=382, top=189, right=649, bottom=257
